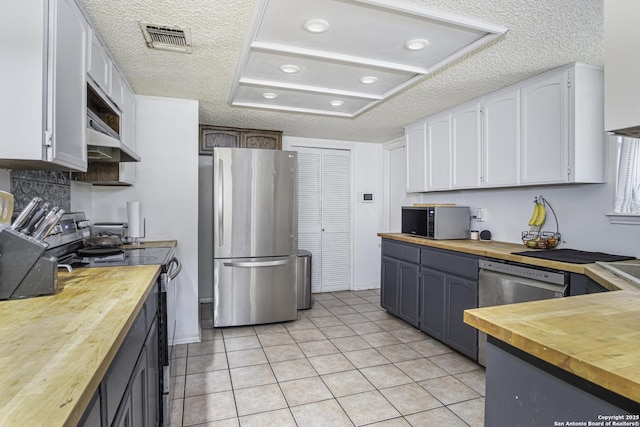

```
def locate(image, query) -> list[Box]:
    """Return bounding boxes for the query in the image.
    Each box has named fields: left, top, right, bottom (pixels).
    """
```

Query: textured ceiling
left=79, top=0, right=604, bottom=144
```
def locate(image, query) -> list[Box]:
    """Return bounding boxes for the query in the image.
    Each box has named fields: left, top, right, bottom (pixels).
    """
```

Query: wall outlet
left=475, top=208, right=486, bottom=222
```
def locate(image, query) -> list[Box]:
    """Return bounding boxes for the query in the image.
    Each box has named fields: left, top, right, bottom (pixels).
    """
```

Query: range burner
left=92, top=252, right=126, bottom=263
left=77, top=247, right=124, bottom=257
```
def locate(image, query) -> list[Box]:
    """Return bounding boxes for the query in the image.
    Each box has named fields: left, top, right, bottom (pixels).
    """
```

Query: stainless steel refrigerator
left=212, top=147, right=298, bottom=327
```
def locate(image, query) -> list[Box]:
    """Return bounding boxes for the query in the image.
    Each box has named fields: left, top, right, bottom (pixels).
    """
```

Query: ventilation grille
left=139, top=22, right=192, bottom=53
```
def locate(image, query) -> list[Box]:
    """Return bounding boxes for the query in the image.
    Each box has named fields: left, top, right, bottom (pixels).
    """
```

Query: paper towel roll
left=127, top=201, right=143, bottom=239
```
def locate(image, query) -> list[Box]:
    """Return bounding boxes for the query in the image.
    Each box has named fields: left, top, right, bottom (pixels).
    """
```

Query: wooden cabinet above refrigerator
left=199, top=125, right=282, bottom=154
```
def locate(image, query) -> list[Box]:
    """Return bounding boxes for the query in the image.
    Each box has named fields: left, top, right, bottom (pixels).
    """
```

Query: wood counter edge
left=67, top=266, right=161, bottom=426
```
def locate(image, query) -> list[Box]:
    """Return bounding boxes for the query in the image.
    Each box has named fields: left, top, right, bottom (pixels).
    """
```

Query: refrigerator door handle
left=223, top=259, right=290, bottom=268
left=217, top=158, right=224, bottom=247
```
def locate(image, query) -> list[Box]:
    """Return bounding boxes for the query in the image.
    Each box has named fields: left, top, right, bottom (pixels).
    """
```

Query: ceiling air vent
left=139, top=22, right=192, bottom=53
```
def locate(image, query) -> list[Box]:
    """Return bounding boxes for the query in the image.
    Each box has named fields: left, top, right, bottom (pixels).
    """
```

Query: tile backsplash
left=10, top=170, right=71, bottom=213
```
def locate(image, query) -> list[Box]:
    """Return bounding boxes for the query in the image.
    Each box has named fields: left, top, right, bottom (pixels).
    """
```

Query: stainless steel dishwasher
left=477, top=258, right=569, bottom=366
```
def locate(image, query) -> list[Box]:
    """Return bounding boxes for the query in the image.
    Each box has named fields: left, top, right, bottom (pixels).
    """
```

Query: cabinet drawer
left=382, top=239, right=420, bottom=264
left=421, top=247, right=478, bottom=279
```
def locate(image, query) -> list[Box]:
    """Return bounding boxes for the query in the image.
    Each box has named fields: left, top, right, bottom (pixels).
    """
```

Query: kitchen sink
left=595, top=261, right=640, bottom=286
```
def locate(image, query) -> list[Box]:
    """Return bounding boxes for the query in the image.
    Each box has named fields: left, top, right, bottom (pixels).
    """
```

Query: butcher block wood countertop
left=379, top=233, right=640, bottom=403
left=464, top=292, right=640, bottom=403
left=0, top=265, right=161, bottom=426
left=377, top=233, right=639, bottom=292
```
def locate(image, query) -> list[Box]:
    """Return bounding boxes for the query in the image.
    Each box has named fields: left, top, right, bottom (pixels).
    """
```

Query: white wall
left=284, top=136, right=383, bottom=290
left=384, top=138, right=640, bottom=258
left=89, top=95, right=200, bottom=344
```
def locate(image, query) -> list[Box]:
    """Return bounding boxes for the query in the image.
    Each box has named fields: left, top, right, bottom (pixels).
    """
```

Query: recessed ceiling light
left=404, top=38, right=430, bottom=51
left=360, top=76, right=378, bottom=84
left=262, top=92, right=278, bottom=99
left=330, top=100, right=344, bottom=107
left=304, top=19, right=330, bottom=33
left=280, top=64, right=300, bottom=74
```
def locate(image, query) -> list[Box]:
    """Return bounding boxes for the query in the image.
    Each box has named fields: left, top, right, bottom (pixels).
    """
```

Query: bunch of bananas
left=527, top=197, right=546, bottom=227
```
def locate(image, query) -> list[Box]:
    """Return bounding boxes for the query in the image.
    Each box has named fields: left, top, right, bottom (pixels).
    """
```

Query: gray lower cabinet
left=419, top=246, right=479, bottom=360
left=444, top=274, right=478, bottom=358
left=78, top=287, right=160, bottom=427
left=380, top=239, right=480, bottom=360
left=380, top=240, right=420, bottom=327
left=419, top=268, right=446, bottom=341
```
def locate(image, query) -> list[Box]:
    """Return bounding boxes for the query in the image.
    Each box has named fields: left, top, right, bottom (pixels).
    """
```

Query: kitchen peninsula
left=0, top=265, right=160, bottom=426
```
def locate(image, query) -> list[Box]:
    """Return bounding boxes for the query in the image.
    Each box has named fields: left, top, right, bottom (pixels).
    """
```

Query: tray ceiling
left=229, top=0, right=507, bottom=117
left=78, top=0, right=604, bottom=143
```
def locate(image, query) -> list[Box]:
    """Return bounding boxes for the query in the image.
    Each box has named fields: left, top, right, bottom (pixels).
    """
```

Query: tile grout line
left=179, top=291, right=484, bottom=426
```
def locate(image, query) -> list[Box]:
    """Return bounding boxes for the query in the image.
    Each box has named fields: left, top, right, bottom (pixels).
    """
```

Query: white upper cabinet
left=427, top=112, right=452, bottom=191
left=520, top=69, right=568, bottom=184
left=118, top=84, right=137, bottom=184
left=87, top=28, right=111, bottom=94
left=87, top=26, right=127, bottom=110
left=110, top=66, right=125, bottom=109
left=404, top=62, right=605, bottom=192
left=0, top=0, right=88, bottom=172
left=521, top=64, right=605, bottom=185
left=405, top=121, right=428, bottom=192
left=482, top=88, right=520, bottom=187
left=452, top=101, right=482, bottom=189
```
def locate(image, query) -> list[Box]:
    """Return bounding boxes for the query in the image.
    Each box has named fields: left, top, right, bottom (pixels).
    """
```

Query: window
left=614, top=137, right=640, bottom=213
left=609, top=136, right=640, bottom=224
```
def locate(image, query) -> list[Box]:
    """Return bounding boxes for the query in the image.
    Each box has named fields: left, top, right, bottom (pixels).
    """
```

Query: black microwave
left=401, top=206, right=470, bottom=239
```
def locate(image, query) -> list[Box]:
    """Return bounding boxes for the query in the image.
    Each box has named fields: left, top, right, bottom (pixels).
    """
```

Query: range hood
left=87, top=110, right=140, bottom=162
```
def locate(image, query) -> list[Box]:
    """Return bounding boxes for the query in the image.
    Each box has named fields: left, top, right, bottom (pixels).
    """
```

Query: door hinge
left=567, top=76, right=572, bottom=88
left=44, top=130, right=52, bottom=147
left=480, top=107, right=484, bottom=115
left=44, top=130, right=53, bottom=160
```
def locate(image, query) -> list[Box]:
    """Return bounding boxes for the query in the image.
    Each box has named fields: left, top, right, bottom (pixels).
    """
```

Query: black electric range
left=63, top=245, right=176, bottom=269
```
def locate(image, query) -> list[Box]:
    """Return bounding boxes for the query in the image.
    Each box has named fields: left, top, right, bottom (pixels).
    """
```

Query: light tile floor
left=169, top=289, right=485, bottom=426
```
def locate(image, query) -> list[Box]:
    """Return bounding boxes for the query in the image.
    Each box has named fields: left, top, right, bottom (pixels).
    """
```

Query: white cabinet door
left=87, top=28, right=110, bottom=93
left=520, top=69, right=569, bottom=185
left=427, top=113, right=451, bottom=191
left=482, top=88, right=520, bottom=187
left=110, top=65, right=125, bottom=109
left=48, top=0, right=88, bottom=171
left=296, top=146, right=351, bottom=293
left=0, top=0, right=87, bottom=171
left=118, top=84, right=136, bottom=184
left=405, top=121, right=427, bottom=192
left=451, top=101, right=481, bottom=189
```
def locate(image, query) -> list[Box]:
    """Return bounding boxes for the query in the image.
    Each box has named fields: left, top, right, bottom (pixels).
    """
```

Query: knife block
left=0, top=228, right=59, bottom=300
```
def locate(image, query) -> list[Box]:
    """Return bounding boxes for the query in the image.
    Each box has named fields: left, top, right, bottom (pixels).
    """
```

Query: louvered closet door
left=296, top=146, right=351, bottom=293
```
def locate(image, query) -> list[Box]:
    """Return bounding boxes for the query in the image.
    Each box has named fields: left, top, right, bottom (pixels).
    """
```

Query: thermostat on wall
left=360, top=192, right=374, bottom=203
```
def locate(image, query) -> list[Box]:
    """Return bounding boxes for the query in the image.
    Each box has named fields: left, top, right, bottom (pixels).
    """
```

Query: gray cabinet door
left=397, top=261, right=420, bottom=327
left=419, top=268, right=446, bottom=340
left=380, top=256, right=399, bottom=314
left=445, top=275, right=478, bottom=359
